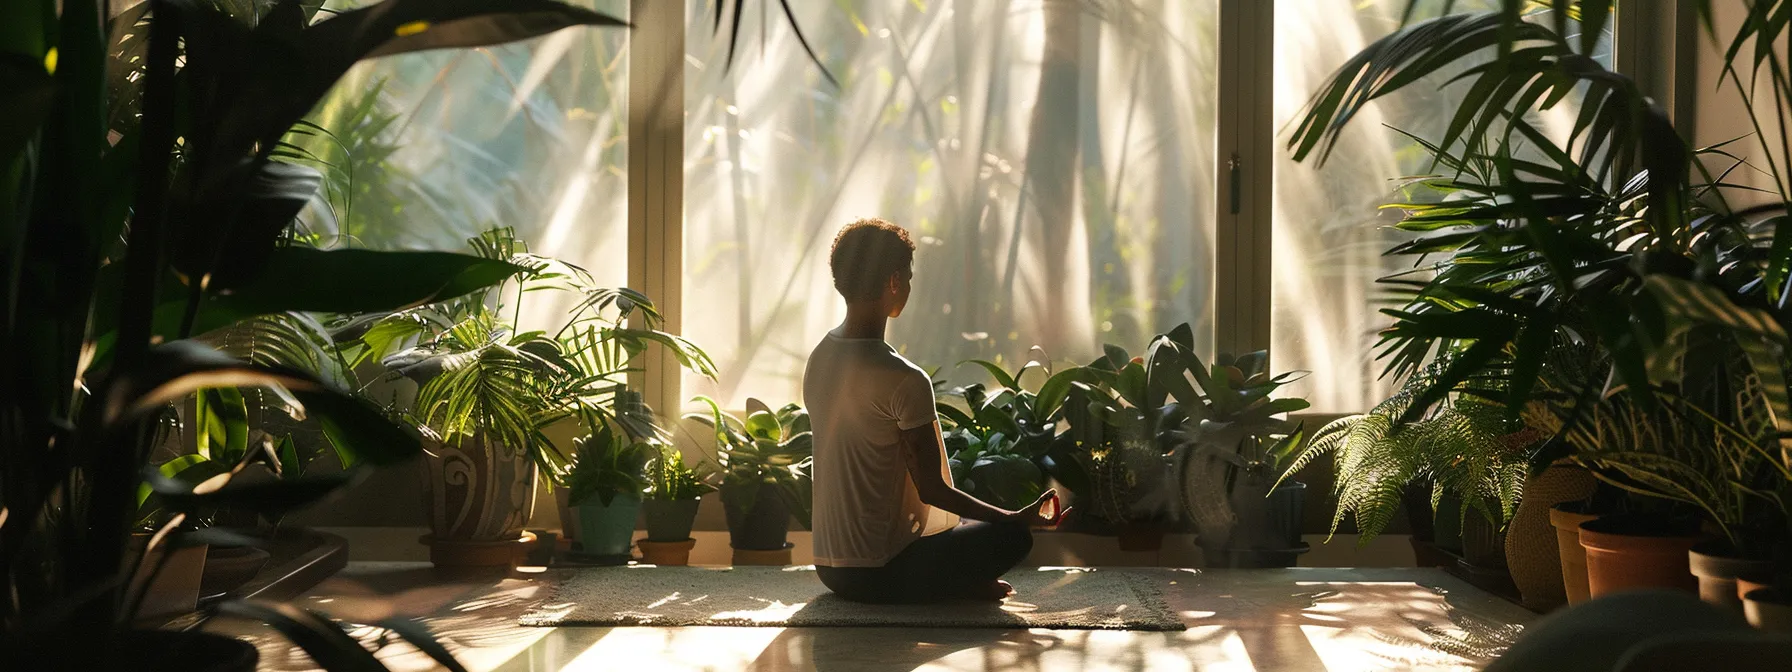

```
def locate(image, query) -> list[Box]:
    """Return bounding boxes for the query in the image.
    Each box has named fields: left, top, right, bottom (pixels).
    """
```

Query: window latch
left=1228, top=153, right=1241, bottom=215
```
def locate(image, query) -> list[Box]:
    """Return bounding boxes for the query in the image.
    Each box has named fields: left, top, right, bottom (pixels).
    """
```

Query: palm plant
left=1284, top=0, right=1792, bottom=559
left=362, top=228, right=717, bottom=477
left=0, top=0, right=624, bottom=667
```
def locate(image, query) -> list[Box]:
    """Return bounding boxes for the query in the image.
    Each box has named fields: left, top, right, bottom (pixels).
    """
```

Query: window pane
left=302, top=0, right=629, bottom=331
left=684, top=0, right=1219, bottom=409
left=1271, top=1, right=1612, bottom=412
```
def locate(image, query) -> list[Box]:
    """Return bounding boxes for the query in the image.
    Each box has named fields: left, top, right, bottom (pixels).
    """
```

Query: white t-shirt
left=803, top=328, right=960, bottom=567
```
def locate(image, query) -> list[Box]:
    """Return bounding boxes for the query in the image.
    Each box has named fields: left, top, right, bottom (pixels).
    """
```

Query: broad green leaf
left=197, top=387, right=250, bottom=464
left=213, top=248, right=529, bottom=315
left=959, top=359, right=1018, bottom=391
left=148, top=469, right=364, bottom=515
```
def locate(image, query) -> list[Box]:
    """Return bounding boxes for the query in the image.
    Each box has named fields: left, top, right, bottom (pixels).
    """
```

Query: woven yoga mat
left=519, top=565, right=1185, bottom=631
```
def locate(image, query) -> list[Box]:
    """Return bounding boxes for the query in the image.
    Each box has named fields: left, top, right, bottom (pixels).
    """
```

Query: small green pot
left=643, top=498, right=702, bottom=542
left=573, top=493, right=642, bottom=557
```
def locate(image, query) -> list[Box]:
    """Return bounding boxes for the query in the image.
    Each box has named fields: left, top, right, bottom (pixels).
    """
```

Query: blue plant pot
left=573, top=493, right=642, bottom=557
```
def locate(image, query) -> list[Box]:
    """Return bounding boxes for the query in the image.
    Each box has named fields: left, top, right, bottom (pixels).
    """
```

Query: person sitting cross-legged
left=802, top=217, right=1065, bottom=605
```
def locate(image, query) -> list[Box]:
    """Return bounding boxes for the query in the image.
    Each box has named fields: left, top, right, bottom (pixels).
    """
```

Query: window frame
left=624, top=0, right=1685, bottom=419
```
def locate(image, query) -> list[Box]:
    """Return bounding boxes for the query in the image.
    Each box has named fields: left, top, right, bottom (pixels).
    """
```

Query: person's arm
left=898, top=422, right=1060, bottom=526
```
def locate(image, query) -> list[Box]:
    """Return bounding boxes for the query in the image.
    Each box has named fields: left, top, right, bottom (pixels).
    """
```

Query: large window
left=681, top=0, right=1219, bottom=408
left=303, top=0, right=630, bottom=331
left=1270, top=1, right=1612, bottom=412
left=303, top=0, right=1641, bottom=416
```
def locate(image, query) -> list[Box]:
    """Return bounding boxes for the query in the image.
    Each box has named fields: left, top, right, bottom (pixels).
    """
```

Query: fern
left=1287, top=357, right=1532, bottom=544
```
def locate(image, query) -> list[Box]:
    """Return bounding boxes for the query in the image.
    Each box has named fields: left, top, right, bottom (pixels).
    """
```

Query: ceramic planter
left=643, top=498, right=702, bottom=542
left=1743, top=588, right=1792, bottom=633
left=1200, top=482, right=1311, bottom=568
left=128, top=533, right=209, bottom=618
left=721, top=485, right=790, bottom=551
left=1688, top=542, right=1777, bottom=610
left=1456, top=512, right=1516, bottom=596
left=1433, top=493, right=1464, bottom=553
left=1549, top=503, right=1601, bottom=605
left=1503, top=465, right=1595, bottom=612
left=419, top=435, right=538, bottom=567
left=1460, top=512, right=1507, bottom=570
left=1116, top=520, right=1166, bottom=552
left=1578, top=516, right=1703, bottom=598
left=638, top=538, right=698, bottom=566
left=199, top=544, right=270, bottom=599
left=554, top=486, right=580, bottom=546
left=572, top=493, right=642, bottom=558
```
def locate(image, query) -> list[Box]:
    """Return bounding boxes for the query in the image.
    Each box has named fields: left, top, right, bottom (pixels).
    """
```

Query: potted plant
left=157, top=313, right=369, bottom=599
left=934, top=351, right=1092, bottom=512
left=1182, top=350, right=1311, bottom=568
left=1284, top=1, right=1792, bottom=616
left=562, top=423, right=654, bottom=560
left=638, top=444, right=715, bottom=565
left=357, top=231, right=715, bottom=566
left=0, top=0, right=627, bottom=667
left=941, top=426, right=1049, bottom=512
left=1045, top=324, right=1204, bottom=552
left=939, top=353, right=1089, bottom=508
left=1281, top=355, right=1534, bottom=583
left=686, top=397, right=814, bottom=554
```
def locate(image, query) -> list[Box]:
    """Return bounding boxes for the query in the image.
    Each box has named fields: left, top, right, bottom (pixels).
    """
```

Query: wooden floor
left=207, top=562, right=1535, bottom=671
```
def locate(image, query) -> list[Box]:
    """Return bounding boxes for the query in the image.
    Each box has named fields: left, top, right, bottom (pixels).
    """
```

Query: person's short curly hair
left=829, top=218, right=915, bottom=303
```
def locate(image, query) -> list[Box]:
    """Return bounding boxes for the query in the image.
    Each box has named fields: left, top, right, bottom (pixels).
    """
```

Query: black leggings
left=816, top=521, right=1034, bottom=604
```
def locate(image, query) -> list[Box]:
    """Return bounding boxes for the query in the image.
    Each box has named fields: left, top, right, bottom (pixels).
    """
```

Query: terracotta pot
left=639, top=538, right=698, bottom=566
left=420, top=435, right=538, bottom=565
left=732, top=542, right=794, bottom=566
left=1549, top=503, right=1601, bottom=605
left=1578, top=516, right=1703, bottom=598
left=128, top=533, right=209, bottom=618
left=200, top=544, right=270, bottom=598
left=419, top=531, right=536, bottom=568
left=1743, top=588, right=1792, bottom=633
left=1504, top=465, right=1595, bottom=612
left=1738, top=577, right=1773, bottom=602
left=1688, top=542, right=1776, bottom=610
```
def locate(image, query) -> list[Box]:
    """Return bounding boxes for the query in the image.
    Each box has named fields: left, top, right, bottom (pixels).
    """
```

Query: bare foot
left=974, top=579, right=1015, bottom=602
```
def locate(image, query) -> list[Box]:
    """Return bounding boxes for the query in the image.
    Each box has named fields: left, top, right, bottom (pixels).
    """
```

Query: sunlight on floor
left=914, top=628, right=1257, bottom=672
left=556, top=627, right=787, bottom=671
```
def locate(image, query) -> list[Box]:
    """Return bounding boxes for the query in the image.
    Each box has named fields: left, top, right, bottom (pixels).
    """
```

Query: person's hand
left=1008, top=489, right=1068, bottom=528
